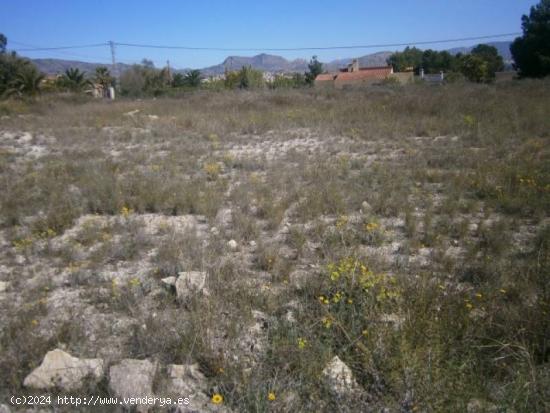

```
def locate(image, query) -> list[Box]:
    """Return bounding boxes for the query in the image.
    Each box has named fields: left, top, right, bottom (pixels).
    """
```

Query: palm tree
left=184, top=70, right=202, bottom=87
left=6, top=65, right=44, bottom=97
left=93, top=66, right=113, bottom=96
left=58, top=67, right=89, bottom=92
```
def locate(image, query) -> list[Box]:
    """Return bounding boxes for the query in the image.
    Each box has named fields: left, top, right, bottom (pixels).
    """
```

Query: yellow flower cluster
left=297, top=337, right=308, bottom=349
left=204, top=162, right=222, bottom=180
left=120, top=206, right=133, bottom=217
left=326, top=257, right=401, bottom=303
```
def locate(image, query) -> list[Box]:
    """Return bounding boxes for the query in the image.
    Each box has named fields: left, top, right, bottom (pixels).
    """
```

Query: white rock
left=19, top=132, right=33, bottom=143
left=123, top=109, right=140, bottom=117
left=147, top=115, right=159, bottom=120
left=227, top=239, right=238, bottom=251
left=322, top=356, right=360, bottom=397
left=161, top=276, right=177, bottom=287
left=361, top=201, right=373, bottom=213
left=176, top=271, right=208, bottom=301
left=0, top=281, right=8, bottom=293
left=109, top=359, right=156, bottom=410
left=23, top=349, right=104, bottom=391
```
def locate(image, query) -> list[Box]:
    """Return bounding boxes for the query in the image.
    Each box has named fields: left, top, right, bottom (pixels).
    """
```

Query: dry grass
left=0, top=80, right=549, bottom=412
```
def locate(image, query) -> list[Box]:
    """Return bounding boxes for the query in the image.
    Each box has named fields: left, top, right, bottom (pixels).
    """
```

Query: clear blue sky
left=1, top=0, right=538, bottom=69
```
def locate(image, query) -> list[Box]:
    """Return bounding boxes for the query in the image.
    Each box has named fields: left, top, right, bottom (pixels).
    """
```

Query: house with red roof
left=315, top=59, right=412, bottom=88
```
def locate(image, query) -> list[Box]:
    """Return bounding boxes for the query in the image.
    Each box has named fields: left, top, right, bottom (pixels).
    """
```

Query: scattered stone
left=147, top=115, right=159, bottom=120
left=0, top=281, right=8, bottom=293
left=23, top=349, right=104, bottom=391
left=322, top=356, right=361, bottom=397
left=227, top=239, right=238, bottom=251
left=161, top=276, right=177, bottom=287
left=176, top=271, right=208, bottom=301
left=124, top=109, right=140, bottom=117
left=109, top=359, right=156, bottom=411
left=361, top=201, right=373, bottom=213
left=210, top=226, right=220, bottom=236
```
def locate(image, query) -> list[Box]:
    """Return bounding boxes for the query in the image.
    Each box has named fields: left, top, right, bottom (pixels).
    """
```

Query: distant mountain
left=33, top=58, right=132, bottom=76
left=200, top=53, right=308, bottom=75
left=30, top=41, right=514, bottom=76
left=323, top=51, right=394, bottom=72
left=447, top=41, right=513, bottom=63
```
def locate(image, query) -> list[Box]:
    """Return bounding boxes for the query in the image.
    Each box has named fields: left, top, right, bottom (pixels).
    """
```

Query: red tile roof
left=336, top=67, right=392, bottom=81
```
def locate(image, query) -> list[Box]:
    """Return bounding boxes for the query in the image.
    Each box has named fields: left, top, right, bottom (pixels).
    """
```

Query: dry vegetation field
left=0, top=81, right=549, bottom=412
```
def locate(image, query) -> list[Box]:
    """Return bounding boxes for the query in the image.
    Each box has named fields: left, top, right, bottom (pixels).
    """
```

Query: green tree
left=94, top=66, right=113, bottom=90
left=510, top=0, right=550, bottom=77
left=58, top=68, right=89, bottom=92
left=459, top=54, right=489, bottom=83
left=0, top=34, right=6, bottom=54
left=172, top=73, right=185, bottom=88
left=6, top=65, right=44, bottom=97
left=183, top=69, right=202, bottom=87
left=387, top=47, right=423, bottom=72
left=471, top=44, right=504, bottom=80
left=305, top=56, right=323, bottom=85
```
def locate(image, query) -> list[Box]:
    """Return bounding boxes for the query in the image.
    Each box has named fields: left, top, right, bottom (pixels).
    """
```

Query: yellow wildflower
left=268, top=392, right=276, bottom=401
left=332, top=292, right=342, bottom=303
left=322, top=316, right=332, bottom=329
left=297, top=337, right=308, bottom=349
left=211, top=394, right=223, bottom=404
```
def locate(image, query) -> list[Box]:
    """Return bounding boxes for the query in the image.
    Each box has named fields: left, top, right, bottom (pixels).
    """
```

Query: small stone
left=322, top=356, right=360, bottom=397
left=23, top=349, right=104, bottom=391
left=227, top=239, right=238, bottom=251
left=161, top=276, right=177, bottom=287
left=109, top=359, right=156, bottom=411
left=361, top=201, right=372, bottom=213
left=0, top=281, right=8, bottom=293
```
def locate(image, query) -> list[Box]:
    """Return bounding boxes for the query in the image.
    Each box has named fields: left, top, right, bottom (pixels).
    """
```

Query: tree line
left=0, top=0, right=548, bottom=98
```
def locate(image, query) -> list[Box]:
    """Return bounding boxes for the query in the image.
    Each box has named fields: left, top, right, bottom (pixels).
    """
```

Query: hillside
left=31, top=41, right=513, bottom=75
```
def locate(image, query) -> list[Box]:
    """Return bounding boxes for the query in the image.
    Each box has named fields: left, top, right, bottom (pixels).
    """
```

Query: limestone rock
left=23, top=349, right=104, bottom=391
left=163, top=364, right=233, bottom=412
left=227, top=239, right=238, bottom=251
left=176, top=271, right=208, bottom=301
left=161, top=276, right=177, bottom=287
left=109, top=359, right=156, bottom=408
left=322, top=356, right=360, bottom=397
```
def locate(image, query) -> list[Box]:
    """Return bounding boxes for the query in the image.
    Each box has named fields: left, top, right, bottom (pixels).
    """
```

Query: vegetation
left=387, top=44, right=504, bottom=83
left=0, top=81, right=548, bottom=412
left=305, top=55, right=323, bottom=85
left=511, top=0, right=550, bottom=78
left=57, top=68, right=89, bottom=92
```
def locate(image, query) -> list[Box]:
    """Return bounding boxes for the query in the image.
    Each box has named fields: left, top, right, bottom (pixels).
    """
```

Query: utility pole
left=110, top=41, right=118, bottom=77
left=109, top=41, right=117, bottom=99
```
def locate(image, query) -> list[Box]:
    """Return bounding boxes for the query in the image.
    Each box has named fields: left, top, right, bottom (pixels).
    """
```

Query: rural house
left=315, top=59, right=412, bottom=88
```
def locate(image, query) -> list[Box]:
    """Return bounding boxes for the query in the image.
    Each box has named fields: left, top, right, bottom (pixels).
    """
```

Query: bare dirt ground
left=0, top=85, right=549, bottom=412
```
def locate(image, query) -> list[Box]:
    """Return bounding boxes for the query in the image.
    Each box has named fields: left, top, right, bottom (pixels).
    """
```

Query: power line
left=10, top=32, right=520, bottom=53
left=13, top=42, right=108, bottom=51
left=113, top=32, right=521, bottom=51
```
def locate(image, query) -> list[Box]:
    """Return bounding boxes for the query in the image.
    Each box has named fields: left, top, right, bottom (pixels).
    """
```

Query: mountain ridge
left=30, top=41, right=513, bottom=76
